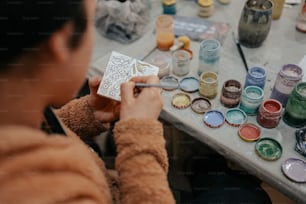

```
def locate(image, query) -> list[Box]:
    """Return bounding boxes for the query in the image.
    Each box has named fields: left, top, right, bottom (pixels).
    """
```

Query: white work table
left=90, top=1, right=306, bottom=203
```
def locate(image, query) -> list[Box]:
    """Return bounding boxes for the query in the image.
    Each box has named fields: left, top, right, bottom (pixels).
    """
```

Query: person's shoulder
left=0, top=125, right=111, bottom=203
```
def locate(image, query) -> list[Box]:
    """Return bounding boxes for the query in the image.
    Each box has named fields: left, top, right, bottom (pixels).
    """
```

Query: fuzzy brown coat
left=0, top=96, right=175, bottom=204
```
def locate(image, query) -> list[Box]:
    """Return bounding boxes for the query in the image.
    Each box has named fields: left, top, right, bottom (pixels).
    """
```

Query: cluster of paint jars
left=163, top=63, right=305, bottom=129
left=162, top=0, right=231, bottom=18
left=239, top=65, right=305, bottom=129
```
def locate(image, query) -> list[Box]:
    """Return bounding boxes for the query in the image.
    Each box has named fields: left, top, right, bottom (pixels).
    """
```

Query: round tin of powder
left=255, top=138, right=282, bottom=161
left=160, top=76, right=179, bottom=91
left=179, top=77, right=199, bottom=93
left=171, top=92, right=191, bottom=109
left=238, top=123, right=260, bottom=142
left=203, top=110, right=225, bottom=128
left=225, top=108, right=247, bottom=127
left=191, top=97, right=211, bottom=114
left=281, top=158, right=306, bottom=183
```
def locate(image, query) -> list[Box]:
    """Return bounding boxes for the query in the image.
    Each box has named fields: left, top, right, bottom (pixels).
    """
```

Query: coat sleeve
left=56, top=95, right=107, bottom=138
left=113, top=119, right=175, bottom=204
left=0, top=127, right=112, bottom=204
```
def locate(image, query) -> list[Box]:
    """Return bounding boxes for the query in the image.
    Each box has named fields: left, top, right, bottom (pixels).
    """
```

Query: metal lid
left=191, top=97, right=211, bottom=114
left=281, top=158, right=306, bottom=183
left=203, top=110, right=225, bottom=128
left=160, top=76, right=179, bottom=91
left=179, top=77, right=199, bottom=93
left=238, top=123, right=260, bottom=142
left=255, top=138, right=282, bottom=161
left=198, top=0, right=213, bottom=7
left=162, top=0, right=176, bottom=6
left=171, top=92, right=191, bottom=109
left=225, top=108, right=247, bottom=127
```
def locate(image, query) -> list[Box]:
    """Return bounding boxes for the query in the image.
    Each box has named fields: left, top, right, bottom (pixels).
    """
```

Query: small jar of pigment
left=199, top=71, right=218, bottom=99
left=198, top=0, right=214, bottom=18
left=239, top=86, right=264, bottom=115
left=256, top=99, right=282, bottom=128
left=220, top=79, right=242, bottom=108
left=162, top=0, right=176, bottom=15
left=244, top=66, right=266, bottom=90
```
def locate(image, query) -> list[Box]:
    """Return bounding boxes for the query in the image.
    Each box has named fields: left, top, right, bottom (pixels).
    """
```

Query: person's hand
left=119, top=75, right=163, bottom=121
left=88, top=76, right=120, bottom=123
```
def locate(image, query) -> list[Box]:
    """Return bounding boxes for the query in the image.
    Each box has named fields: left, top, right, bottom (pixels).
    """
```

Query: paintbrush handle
left=135, top=83, right=178, bottom=89
left=236, top=42, right=249, bottom=72
left=232, top=31, right=249, bottom=72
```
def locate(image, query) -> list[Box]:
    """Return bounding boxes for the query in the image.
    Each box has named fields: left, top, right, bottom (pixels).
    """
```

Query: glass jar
left=198, top=0, right=214, bottom=18
left=199, top=71, right=218, bottom=99
left=296, top=0, right=306, bottom=33
left=283, top=82, right=306, bottom=128
left=238, top=0, right=273, bottom=48
left=172, top=50, right=191, bottom=76
left=220, top=79, right=242, bottom=108
left=162, top=0, right=176, bottom=15
left=155, top=15, right=175, bottom=51
left=270, top=64, right=303, bottom=107
left=239, top=86, right=264, bottom=115
left=150, top=54, right=170, bottom=78
left=198, top=0, right=215, bottom=17
left=271, top=0, right=285, bottom=20
left=257, top=99, right=283, bottom=128
left=244, top=66, right=267, bottom=90
left=198, top=39, right=221, bottom=76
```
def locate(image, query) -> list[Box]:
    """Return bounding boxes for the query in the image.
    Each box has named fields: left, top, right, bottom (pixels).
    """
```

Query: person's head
left=0, top=0, right=96, bottom=106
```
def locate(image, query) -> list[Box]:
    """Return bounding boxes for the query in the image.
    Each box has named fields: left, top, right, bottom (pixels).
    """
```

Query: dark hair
left=0, top=0, right=87, bottom=71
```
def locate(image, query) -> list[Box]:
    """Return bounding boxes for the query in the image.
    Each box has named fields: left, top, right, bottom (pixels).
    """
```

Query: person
left=0, top=0, right=175, bottom=203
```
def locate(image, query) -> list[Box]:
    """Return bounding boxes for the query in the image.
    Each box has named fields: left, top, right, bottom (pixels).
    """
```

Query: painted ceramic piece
left=295, top=128, right=306, bottom=157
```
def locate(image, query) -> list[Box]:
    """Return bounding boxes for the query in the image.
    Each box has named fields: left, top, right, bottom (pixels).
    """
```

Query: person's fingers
left=88, top=76, right=102, bottom=93
left=94, top=111, right=115, bottom=123
left=145, top=75, right=160, bottom=84
left=120, top=81, right=135, bottom=103
left=129, top=76, right=148, bottom=83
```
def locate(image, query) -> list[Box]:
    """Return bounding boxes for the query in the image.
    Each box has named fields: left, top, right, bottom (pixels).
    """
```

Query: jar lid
left=255, top=138, right=282, bottom=161
left=198, top=0, right=213, bottom=7
left=203, top=110, right=225, bottom=128
left=225, top=108, right=247, bottom=127
left=162, top=0, right=176, bottom=6
left=191, top=97, right=211, bottom=114
left=160, top=76, right=179, bottom=91
left=171, top=93, right=191, bottom=109
left=238, top=123, right=260, bottom=142
left=281, top=158, right=306, bottom=183
left=179, top=77, right=199, bottom=93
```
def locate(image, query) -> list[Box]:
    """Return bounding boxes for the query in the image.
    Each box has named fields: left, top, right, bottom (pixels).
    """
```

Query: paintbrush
left=135, top=83, right=179, bottom=89
left=232, top=31, right=249, bottom=72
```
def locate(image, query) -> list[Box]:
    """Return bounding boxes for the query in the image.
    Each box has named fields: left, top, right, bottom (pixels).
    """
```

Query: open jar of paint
left=155, top=15, right=174, bottom=51
left=257, top=99, right=283, bottom=128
